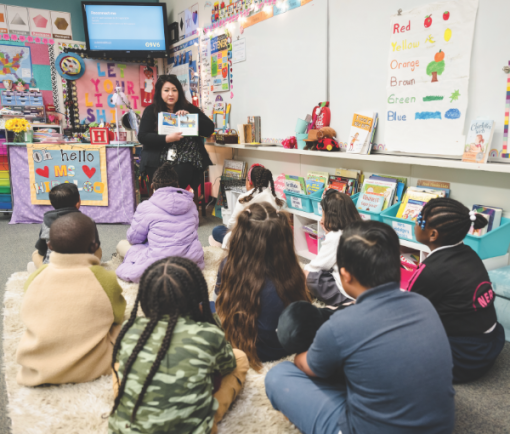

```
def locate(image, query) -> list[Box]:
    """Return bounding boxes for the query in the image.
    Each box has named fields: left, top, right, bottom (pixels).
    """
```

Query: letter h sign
left=90, top=128, right=110, bottom=145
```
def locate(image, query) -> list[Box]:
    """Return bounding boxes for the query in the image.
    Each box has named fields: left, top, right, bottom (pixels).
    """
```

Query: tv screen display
left=83, top=2, right=167, bottom=53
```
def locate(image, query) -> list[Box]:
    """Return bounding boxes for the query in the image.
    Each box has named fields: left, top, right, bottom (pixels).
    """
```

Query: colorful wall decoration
left=384, top=0, right=478, bottom=156
left=168, top=37, right=200, bottom=104
left=26, top=144, right=108, bottom=206
left=75, top=59, right=145, bottom=125
left=210, top=33, right=230, bottom=92
left=0, top=44, right=31, bottom=83
left=140, top=64, right=157, bottom=107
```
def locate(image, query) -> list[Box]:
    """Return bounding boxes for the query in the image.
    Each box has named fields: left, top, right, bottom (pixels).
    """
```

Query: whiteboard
left=230, top=0, right=328, bottom=140
left=329, top=0, right=510, bottom=159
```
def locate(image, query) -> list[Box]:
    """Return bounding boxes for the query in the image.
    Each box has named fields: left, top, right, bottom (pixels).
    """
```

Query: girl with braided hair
left=407, top=197, right=505, bottom=383
left=210, top=164, right=285, bottom=249
left=109, top=257, right=249, bottom=434
left=214, top=202, right=311, bottom=370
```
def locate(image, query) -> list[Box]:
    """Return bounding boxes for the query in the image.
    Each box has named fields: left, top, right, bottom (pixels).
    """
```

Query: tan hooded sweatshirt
left=16, top=253, right=126, bottom=386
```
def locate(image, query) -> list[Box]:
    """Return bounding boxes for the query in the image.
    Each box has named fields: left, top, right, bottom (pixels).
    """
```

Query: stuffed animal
left=316, top=127, right=339, bottom=152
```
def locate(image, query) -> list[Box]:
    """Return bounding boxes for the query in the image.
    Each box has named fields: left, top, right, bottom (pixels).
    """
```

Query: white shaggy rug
left=3, top=247, right=300, bottom=434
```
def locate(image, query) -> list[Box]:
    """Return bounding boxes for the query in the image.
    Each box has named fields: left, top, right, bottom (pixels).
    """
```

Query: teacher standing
left=138, top=75, right=215, bottom=200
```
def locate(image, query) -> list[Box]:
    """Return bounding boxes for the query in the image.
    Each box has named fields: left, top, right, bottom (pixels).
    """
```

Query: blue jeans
left=265, top=362, right=346, bottom=434
left=212, top=225, right=229, bottom=243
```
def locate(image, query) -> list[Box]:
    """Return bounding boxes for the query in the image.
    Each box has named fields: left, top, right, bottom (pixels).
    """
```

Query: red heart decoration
left=36, top=166, right=49, bottom=178
left=82, top=165, right=96, bottom=179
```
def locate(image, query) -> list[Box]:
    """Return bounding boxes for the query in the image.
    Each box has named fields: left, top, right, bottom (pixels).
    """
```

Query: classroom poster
left=210, top=33, right=230, bottom=92
left=50, top=11, right=72, bottom=40
left=0, top=5, right=7, bottom=34
left=384, top=0, right=478, bottom=156
left=26, top=144, right=108, bottom=206
left=0, top=44, right=32, bottom=82
left=140, top=64, right=157, bottom=107
left=184, top=4, right=199, bottom=39
left=168, top=37, right=199, bottom=104
left=6, top=5, right=30, bottom=36
left=200, top=33, right=212, bottom=110
left=27, top=8, right=52, bottom=38
left=75, top=59, right=144, bottom=124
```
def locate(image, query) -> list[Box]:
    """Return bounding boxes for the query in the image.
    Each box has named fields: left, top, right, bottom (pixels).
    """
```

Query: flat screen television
left=82, top=2, right=169, bottom=58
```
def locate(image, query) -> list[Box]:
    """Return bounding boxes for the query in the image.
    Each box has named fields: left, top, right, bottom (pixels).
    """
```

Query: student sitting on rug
left=16, top=213, right=126, bottom=386
left=408, top=198, right=505, bottom=383
left=266, top=220, right=455, bottom=434
left=209, top=164, right=285, bottom=249
left=28, top=183, right=102, bottom=271
left=214, top=202, right=311, bottom=370
left=109, top=257, right=249, bottom=434
left=116, top=162, right=204, bottom=283
left=304, top=190, right=361, bottom=306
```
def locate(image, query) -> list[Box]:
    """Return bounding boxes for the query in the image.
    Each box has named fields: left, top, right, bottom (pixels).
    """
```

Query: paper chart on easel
left=384, top=0, right=478, bottom=156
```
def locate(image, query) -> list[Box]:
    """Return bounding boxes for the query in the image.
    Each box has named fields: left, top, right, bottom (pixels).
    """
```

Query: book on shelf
left=471, top=205, right=503, bottom=233
left=222, top=160, right=246, bottom=179
left=359, top=178, right=397, bottom=210
left=158, top=112, right=199, bottom=136
left=462, top=120, right=495, bottom=164
left=400, top=199, right=427, bottom=221
left=247, top=116, right=261, bottom=143
left=329, top=174, right=358, bottom=196
left=307, top=171, right=329, bottom=186
left=237, top=124, right=252, bottom=144
left=285, top=175, right=307, bottom=194
left=417, top=180, right=450, bottom=189
left=306, top=180, right=324, bottom=195
left=356, top=192, right=385, bottom=213
left=396, top=187, right=442, bottom=218
left=346, top=112, right=376, bottom=155
left=366, top=114, right=379, bottom=155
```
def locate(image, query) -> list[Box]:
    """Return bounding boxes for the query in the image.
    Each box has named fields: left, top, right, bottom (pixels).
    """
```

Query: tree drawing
left=426, top=49, right=445, bottom=83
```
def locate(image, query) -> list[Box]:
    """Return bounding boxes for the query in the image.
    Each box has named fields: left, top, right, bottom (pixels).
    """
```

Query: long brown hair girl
left=216, top=202, right=311, bottom=370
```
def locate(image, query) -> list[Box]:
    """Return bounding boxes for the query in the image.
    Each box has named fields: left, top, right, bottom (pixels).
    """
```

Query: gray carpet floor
left=1, top=209, right=509, bottom=433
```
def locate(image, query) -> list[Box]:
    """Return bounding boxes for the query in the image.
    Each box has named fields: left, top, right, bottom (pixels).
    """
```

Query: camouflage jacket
left=108, top=315, right=236, bottom=434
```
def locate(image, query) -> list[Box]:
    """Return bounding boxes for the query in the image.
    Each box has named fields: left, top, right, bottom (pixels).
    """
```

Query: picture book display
left=356, top=192, right=385, bottom=213
left=462, top=120, right=495, bottom=164
left=158, top=113, right=199, bottom=136
left=285, top=175, right=307, bottom=195
left=384, top=0, right=479, bottom=156
left=359, top=178, right=397, bottom=210
left=347, top=112, right=376, bottom=154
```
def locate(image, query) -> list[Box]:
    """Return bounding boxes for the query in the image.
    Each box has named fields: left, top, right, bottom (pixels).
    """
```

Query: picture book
left=222, top=160, right=246, bottom=179
left=417, top=186, right=449, bottom=198
left=364, top=113, right=378, bottom=154
left=285, top=175, right=307, bottom=194
left=158, top=112, right=199, bottom=136
left=471, top=205, right=503, bottom=232
left=356, top=192, right=385, bottom=213
left=330, top=175, right=357, bottom=195
left=462, top=120, right=495, bottom=164
left=247, top=116, right=261, bottom=143
left=307, top=171, right=329, bottom=185
left=400, top=199, right=426, bottom=221
left=360, top=179, right=397, bottom=210
left=328, top=181, right=348, bottom=194
left=306, top=180, right=324, bottom=195
left=347, top=112, right=374, bottom=154
left=396, top=188, right=441, bottom=218
left=335, top=168, right=361, bottom=179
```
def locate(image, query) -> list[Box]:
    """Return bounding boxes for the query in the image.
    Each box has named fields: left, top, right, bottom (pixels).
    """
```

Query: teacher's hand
left=176, top=110, right=190, bottom=116
left=166, top=132, right=183, bottom=143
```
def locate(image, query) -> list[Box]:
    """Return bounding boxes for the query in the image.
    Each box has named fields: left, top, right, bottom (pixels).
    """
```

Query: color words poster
left=211, top=33, right=230, bottom=92
left=385, top=0, right=478, bottom=156
left=140, top=64, right=157, bottom=107
left=76, top=59, right=144, bottom=124
left=27, top=144, right=108, bottom=206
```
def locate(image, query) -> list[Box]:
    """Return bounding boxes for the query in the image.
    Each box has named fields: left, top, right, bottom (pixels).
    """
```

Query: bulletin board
left=329, top=0, right=510, bottom=160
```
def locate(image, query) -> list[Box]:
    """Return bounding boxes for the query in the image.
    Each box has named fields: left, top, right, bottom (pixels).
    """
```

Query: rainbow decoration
left=501, top=61, right=510, bottom=159
left=489, top=149, right=499, bottom=159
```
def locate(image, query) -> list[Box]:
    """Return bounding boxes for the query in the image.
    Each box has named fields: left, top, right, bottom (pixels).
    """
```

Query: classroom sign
left=210, top=33, right=230, bottom=92
left=27, top=144, right=108, bottom=206
left=75, top=59, right=144, bottom=124
left=384, top=0, right=478, bottom=156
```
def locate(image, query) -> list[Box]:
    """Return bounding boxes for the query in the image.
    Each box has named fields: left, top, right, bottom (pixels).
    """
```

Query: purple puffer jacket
left=116, top=186, right=204, bottom=283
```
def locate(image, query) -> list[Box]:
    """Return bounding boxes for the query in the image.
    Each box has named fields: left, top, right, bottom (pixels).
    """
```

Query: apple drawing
left=424, top=14, right=432, bottom=28
left=222, top=67, right=228, bottom=79
left=443, top=11, right=450, bottom=20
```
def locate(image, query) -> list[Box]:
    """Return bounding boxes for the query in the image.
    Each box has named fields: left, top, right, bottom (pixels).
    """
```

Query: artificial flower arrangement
left=5, top=118, right=31, bottom=142
left=282, top=136, right=297, bottom=149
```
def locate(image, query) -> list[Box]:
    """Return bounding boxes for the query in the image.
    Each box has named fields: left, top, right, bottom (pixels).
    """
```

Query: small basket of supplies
left=216, top=129, right=239, bottom=145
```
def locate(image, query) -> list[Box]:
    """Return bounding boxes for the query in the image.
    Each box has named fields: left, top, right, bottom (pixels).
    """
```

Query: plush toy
left=303, top=129, right=319, bottom=150
left=308, top=102, right=331, bottom=131
left=315, top=127, right=339, bottom=151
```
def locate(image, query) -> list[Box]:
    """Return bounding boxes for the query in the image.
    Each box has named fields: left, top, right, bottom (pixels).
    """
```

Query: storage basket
left=216, top=130, right=239, bottom=145
left=311, top=192, right=360, bottom=216
left=285, top=188, right=324, bottom=213
left=305, top=233, right=318, bottom=255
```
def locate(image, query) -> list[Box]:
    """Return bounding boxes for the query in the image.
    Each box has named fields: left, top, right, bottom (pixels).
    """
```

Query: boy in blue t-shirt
left=266, top=220, right=455, bottom=434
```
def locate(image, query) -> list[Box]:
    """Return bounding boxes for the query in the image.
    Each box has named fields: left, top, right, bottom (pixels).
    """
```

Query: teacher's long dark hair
left=153, top=75, right=191, bottom=115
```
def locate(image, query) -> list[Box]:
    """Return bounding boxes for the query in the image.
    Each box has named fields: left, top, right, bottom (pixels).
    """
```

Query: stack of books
left=222, top=159, right=247, bottom=180
left=397, top=183, right=449, bottom=221
left=469, top=205, right=503, bottom=236
left=346, top=112, right=378, bottom=155
left=247, top=116, right=261, bottom=143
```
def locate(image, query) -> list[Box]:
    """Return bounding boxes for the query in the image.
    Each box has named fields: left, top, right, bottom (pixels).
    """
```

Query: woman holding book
left=138, top=75, right=215, bottom=201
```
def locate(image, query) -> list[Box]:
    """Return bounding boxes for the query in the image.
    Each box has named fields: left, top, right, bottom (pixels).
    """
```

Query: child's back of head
left=337, top=220, right=401, bottom=289
left=321, top=190, right=361, bottom=232
left=240, top=165, right=284, bottom=207
left=49, top=213, right=98, bottom=255
left=217, top=202, right=310, bottom=368
left=111, top=257, right=215, bottom=422
left=49, top=183, right=80, bottom=209
left=152, top=162, right=179, bottom=190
